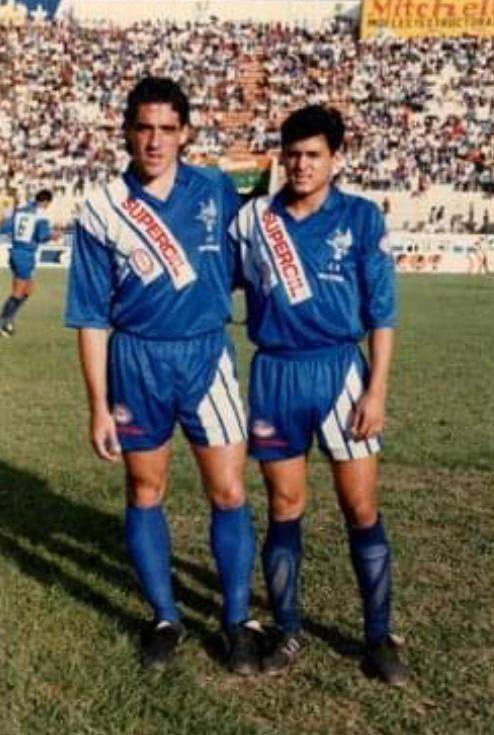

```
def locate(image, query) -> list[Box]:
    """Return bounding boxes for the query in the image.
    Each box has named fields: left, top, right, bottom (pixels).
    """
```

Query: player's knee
left=210, top=482, right=246, bottom=510
left=127, top=479, right=165, bottom=508
left=343, top=500, right=378, bottom=529
left=270, top=489, right=306, bottom=521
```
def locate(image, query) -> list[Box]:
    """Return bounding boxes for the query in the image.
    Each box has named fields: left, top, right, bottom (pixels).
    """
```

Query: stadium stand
left=0, top=1, right=493, bottom=236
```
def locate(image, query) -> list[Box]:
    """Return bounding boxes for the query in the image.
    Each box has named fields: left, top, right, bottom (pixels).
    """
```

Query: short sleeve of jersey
left=358, top=202, right=397, bottom=330
left=65, top=203, right=113, bottom=329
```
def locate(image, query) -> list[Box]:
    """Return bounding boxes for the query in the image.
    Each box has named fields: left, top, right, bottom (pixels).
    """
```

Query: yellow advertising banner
left=361, top=0, right=494, bottom=38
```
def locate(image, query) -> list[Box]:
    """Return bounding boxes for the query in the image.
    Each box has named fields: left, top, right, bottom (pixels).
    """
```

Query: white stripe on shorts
left=320, top=410, right=351, bottom=460
left=197, top=394, right=227, bottom=445
left=367, top=436, right=381, bottom=453
left=346, top=363, right=363, bottom=404
left=197, top=348, right=246, bottom=445
left=321, top=362, right=379, bottom=461
left=345, top=363, right=381, bottom=455
left=218, top=350, right=247, bottom=438
left=335, top=385, right=370, bottom=459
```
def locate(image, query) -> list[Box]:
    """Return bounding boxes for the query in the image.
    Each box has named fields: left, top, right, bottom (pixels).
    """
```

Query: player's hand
left=351, top=390, right=386, bottom=441
left=90, top=408, right=122, bottom=462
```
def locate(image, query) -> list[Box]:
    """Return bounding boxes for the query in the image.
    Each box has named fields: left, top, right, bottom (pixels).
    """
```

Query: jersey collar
left=274, top=185, right=343, bottom=219
left=123, top=162, right=189, bottom=209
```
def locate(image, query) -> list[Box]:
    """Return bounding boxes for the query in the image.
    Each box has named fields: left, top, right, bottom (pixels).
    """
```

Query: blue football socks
left=348, top=515, right=392, bottom=645
left=1, top=296, right=23, bottom=324
left=125, top=505, right=180, bottom=623
left=262, top=517, right=303, bottom=634
left=210, top=504, right=256, bottom=627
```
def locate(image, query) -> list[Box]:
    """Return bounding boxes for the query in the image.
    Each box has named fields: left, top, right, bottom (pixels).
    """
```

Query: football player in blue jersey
left=66, top=77, right=261, bottom=673
left=230, top=105, right=407, bottom=685
left=0, top=189, right=53, bottom=337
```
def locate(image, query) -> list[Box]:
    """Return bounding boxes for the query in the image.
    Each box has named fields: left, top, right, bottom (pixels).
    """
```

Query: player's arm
left=65, top=204, right=119, bottom=460
left=78, top=328, right=121, bottom=462
left=353, top=203, right=396, bottom=441
left=352, top=327, right=394, bottom=440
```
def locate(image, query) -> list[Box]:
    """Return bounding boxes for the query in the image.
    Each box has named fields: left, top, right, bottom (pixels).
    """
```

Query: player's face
left=126, top=103, right=188, bottom=183
left=282, top=135, right=338, bottom=200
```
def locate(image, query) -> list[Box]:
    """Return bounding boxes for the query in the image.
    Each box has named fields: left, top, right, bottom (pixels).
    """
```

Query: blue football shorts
left=109, top=329, right=247, bottom=452
left=10, top=248, right=36, bottom=280
left=248, top=343, right=382, bottom=462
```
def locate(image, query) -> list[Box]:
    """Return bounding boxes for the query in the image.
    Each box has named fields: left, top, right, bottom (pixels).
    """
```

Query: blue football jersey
left=229, top=187, right=396, bottom=351
left=2, top=202, right=52, bottom=250
left=66, top=163, right=241, bottom=339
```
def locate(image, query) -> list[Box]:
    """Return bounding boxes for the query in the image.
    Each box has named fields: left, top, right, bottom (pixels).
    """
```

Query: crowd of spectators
left=1, top=14, right=493, bottom=210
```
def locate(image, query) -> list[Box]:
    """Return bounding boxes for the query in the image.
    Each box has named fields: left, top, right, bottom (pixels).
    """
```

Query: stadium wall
left=1, top=236, right=492, bottom=273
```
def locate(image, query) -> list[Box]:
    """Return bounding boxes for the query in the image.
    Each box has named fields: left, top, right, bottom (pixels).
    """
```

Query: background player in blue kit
left=230, top=105, right=407, bottom=685
left=0, top=189, right=53, bottom=337
left=66, top=77, right=261, bottom=673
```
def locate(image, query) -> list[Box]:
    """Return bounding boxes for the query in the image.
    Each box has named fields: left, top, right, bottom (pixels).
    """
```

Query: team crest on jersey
left=326, top=229, right=353, bottom=260
left=112, top=404, right=133, bottom=425
left=197, top=198, right=219, bottom=250
left=197, top=198, right=217, bottom=234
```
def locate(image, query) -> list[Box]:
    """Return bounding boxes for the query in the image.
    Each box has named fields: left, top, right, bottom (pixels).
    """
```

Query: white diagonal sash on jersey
left=255, top=199, right=312, bottom=305
left=113, top=195, right=197, bottom=291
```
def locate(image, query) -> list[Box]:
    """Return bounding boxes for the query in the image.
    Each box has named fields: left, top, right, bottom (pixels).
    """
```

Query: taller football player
left=66, top=77, right=260, bottom=674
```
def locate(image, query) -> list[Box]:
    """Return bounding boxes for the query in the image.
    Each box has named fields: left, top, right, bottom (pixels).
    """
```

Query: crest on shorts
left=112, top=404, right=133, bottom=425
left=251, top=420, right=276, bottom=438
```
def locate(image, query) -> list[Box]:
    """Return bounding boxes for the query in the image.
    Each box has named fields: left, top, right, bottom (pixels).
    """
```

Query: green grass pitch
left=0, top=271, right=492, bottom=734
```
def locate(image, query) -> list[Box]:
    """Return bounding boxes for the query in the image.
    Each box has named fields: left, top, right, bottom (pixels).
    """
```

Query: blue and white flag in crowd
left=4, top=1, right=63, bottom=20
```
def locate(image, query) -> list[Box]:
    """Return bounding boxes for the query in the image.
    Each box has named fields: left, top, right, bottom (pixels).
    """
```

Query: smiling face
left=125, top=102, right=188, bottom=184
left=282, top=134, right=340, bottom=202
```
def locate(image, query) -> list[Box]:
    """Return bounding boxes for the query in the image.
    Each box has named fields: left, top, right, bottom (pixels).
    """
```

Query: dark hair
left=281, top=105, right=345, bottom=153
left=35, top=189, right=53, bottom=203
left=124, top=77, right=190, bottom=128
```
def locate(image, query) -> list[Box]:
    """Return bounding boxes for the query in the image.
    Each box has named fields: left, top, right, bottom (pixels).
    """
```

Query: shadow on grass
left=0, top=461, right=361, bottom=663
left=177, top=556, right=363, bottom=658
